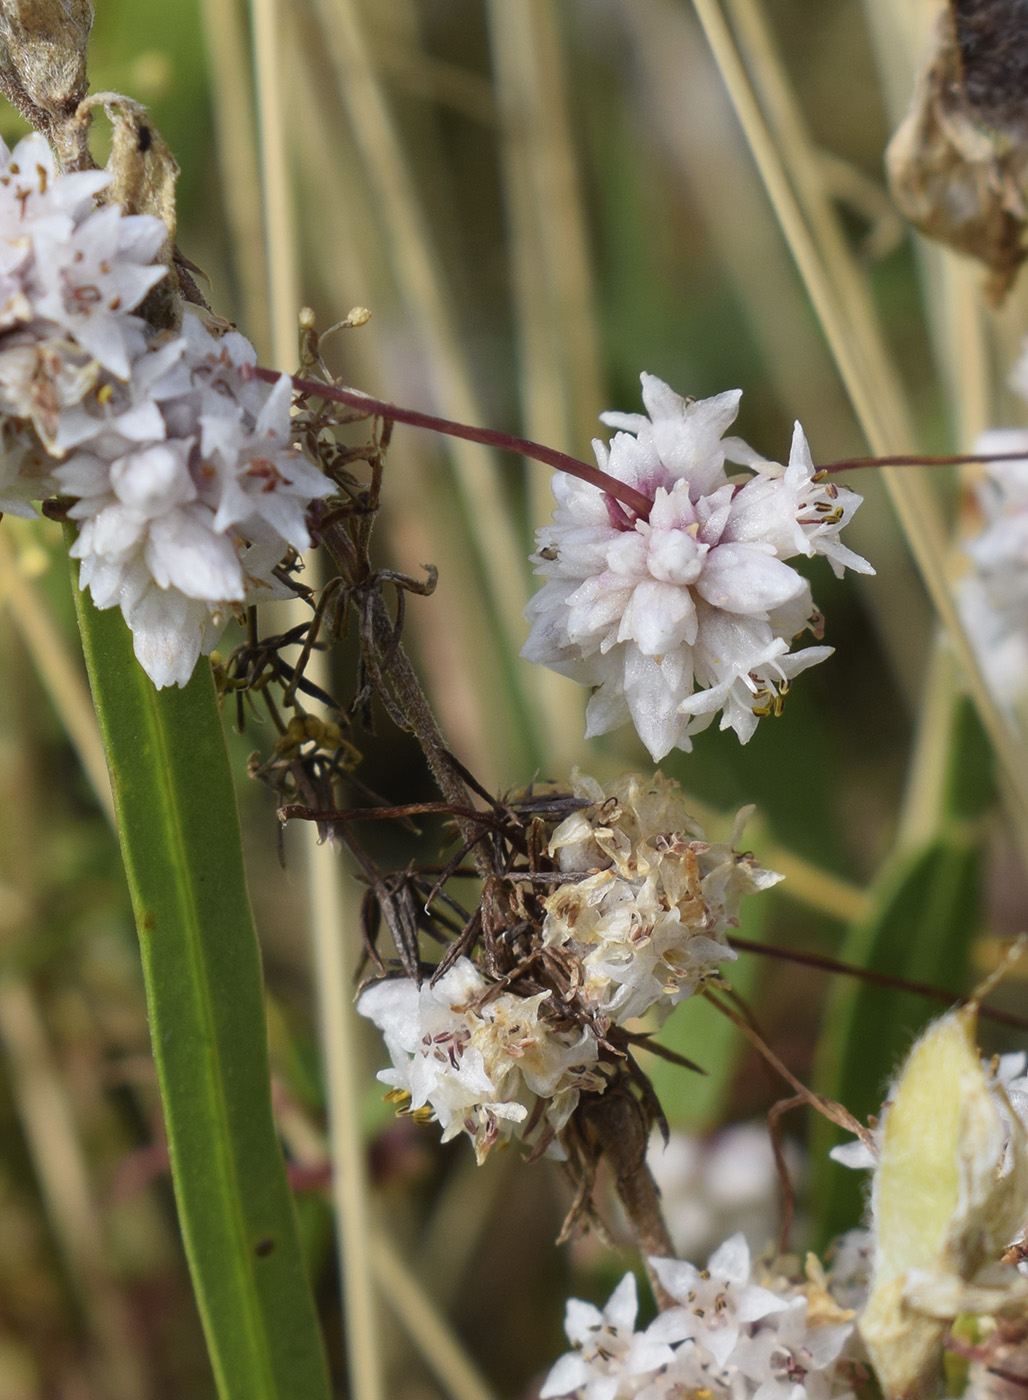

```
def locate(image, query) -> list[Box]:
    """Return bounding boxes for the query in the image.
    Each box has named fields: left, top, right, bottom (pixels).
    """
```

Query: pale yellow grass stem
left=897, top=264, right=992, bottom=850
left=724, top=0, right=991, bottom=852
left=249, top=0, right=301, bottom=367
left=690, top=0, right=1028, bottom=866
left=0, top=978, right=149, bottom=1400
left=895, top=637, right=960, bottom=852
left=307, top=861, right=385, bottom=1400
left=250, top=5, right=384, bottom=1398
left=371, top=1225, right=499, bottom=1400
left=0, top=530, right=113, bottom=825
left=308, top=0, right=544, bottom=740
left=198, top=0, right=270, bottom=354
left=486, top=0, right=599, bottom=771
left=620, top=5, right=854, bottom=442
left=722, top=0, right=912, bottom=447
left=762, top=849, right=870, bottom=925
left=372, top=42, right=497, bottom=126
left=621, top=2, right=927, bottom=703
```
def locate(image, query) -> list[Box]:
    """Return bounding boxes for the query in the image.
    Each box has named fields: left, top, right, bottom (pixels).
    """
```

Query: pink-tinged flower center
left=603, top=493, right=640, bottom=530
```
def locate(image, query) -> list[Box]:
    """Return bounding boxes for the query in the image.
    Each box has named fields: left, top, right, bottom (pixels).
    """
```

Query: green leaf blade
left=72, top=574, right=331, bottom=1400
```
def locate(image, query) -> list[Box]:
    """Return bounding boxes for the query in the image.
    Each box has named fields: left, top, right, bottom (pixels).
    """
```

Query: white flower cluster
left=0, top=131, right=331, bottom=687
left=522, top=375, right=873, bottom=761
left=358, top=773, right=781, bottom=1161
left=958, top=423, right=1028, bottom=710
left=356, top=957, right=604, bottom=1163
left=542, top=772, right=781, bottom=1024
left=542, top=1234, right=862, bottom=1400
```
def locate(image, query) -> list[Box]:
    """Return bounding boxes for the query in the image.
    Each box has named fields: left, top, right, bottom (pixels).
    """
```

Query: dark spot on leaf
left=255, top=1237, right=275, bottom=1257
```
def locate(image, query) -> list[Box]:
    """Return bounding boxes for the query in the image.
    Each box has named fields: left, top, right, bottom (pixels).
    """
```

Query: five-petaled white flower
left=541, top=1271, right=681, bottom=1400
left=522, top=375, right=872, bottom=761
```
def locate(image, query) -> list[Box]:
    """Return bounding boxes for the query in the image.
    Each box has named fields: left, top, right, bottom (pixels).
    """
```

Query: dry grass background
left=0, top=1, right=1025, bottom=1396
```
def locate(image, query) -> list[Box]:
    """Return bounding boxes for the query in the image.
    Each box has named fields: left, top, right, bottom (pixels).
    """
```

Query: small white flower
left=546, top=1240, right=864, bottom=1400
left=59, top=310, right=334, bottom=688
left=731, top=1296, right=853, bottom=1400
left=0, top=133, right=109, bottom=273
left=357, top=957, right=602, bottom=1163
left=200, top=372, right=330, bottom=551
left=53, top=331, right=189, bottom=455
left=726, top=423, right=873, bottom=580
left=651, top=1235, right=789, bottom=1370
left=541, top=1272, right=679, bottom=1400
left=30, top=203, right=165, bottom=379
left=522, top=375, right=871, bottom=760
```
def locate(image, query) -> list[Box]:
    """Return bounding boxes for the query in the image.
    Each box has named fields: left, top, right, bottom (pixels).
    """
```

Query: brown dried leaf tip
left=0, top=0, right=93, bottom=164
left=75, top=93, right=182, bottom=328
left=886, top=0, right=1028, bottom=304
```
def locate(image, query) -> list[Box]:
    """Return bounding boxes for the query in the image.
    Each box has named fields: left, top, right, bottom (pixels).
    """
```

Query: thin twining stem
left=729, top=935, right=1028, bottom=1033
left=249, top=364, right=654, bottom=517
left=253, top=363, right=1028, bottom=504
left=819, top=449, right=1028, bottom=473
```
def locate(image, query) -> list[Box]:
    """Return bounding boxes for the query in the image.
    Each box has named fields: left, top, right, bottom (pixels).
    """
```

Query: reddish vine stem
left=728, top=935, right=1028, bottom=1032
left=257, top=363, right=1028, bottom=502
left=819, top=449, right=1028, bottom=474
left=250, top=364, right=654, bottom=517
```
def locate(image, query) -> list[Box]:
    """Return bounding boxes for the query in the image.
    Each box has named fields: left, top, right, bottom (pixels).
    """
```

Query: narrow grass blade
left=71, top=571, right=331, bottom=1400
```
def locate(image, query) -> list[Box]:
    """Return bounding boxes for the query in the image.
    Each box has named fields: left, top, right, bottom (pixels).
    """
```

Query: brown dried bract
left=886, top=1, right=1028, bottom=304
left=0, top=0, right=92, bottom=164
left=74, top=93, right=182, bottom=328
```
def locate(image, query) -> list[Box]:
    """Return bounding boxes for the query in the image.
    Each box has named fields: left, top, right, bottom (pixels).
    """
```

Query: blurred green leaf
left=946, top=696, right=996, bottom=821
left=71, top=567, right=331, bottom=1400
left=647, top=869, right=773, bottom=1129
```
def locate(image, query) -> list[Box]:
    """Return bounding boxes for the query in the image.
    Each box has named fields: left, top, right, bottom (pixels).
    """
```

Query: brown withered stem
left=301, top=414, right=492, bottom=880
left=575, top=1087, right=677, bottom=1310
left=223, top=348, right=684, bottom=1293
